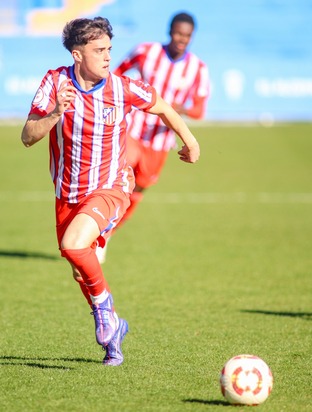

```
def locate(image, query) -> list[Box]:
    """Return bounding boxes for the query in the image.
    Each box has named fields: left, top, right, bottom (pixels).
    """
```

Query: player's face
left=74, top=35, right=112, bottom=83
left=169, top=22, right=194, bottom=58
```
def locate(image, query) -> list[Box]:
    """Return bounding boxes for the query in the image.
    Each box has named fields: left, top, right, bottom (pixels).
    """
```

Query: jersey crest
left=103, top=106, right=118, bottom=124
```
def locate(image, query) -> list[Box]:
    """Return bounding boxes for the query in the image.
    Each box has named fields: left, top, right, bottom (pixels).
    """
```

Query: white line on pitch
left=145, top=192, right=312, bottom=203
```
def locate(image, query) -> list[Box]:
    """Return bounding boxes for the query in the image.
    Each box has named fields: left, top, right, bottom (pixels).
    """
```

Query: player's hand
left=178, top=141, right=200, bottom=163
left=54, top=79, right=76, bottom=115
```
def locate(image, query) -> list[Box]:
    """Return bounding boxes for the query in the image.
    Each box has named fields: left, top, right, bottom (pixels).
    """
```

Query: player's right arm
left=113, top=44, right=145, bottom=76
left=21, top=80, right=76, bottom=147
left=21, top=112, right=61, bottom=147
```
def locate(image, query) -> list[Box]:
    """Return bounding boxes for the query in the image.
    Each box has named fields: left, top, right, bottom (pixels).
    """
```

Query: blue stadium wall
left=0, top=0, right=311, bottom=122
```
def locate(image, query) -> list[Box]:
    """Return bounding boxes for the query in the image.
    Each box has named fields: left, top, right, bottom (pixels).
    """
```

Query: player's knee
left=61, top=238, right=82, bottom=250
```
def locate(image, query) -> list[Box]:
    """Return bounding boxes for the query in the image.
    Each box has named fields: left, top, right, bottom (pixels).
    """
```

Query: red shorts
left=127, top=136, right=169, bottom=189
left=55, top=188, right=131, bottom=248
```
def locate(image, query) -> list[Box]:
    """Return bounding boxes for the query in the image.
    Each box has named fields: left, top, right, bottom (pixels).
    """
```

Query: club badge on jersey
left=103, top=106, right=118, bottom=125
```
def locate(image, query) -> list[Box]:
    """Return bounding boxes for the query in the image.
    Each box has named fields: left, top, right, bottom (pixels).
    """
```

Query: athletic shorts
left=127, top=136, right=169, bottom=189
left=55, top=188, right=131, bottom=249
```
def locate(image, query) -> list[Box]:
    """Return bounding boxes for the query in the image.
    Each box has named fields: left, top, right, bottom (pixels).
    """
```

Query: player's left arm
left=147, top=94, right=200, bottom=163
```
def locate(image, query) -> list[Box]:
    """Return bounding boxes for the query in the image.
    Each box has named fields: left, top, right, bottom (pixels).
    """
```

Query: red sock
left=117, top=191, right=144, bottom=229
left=61, top=247, right=110, bottom=297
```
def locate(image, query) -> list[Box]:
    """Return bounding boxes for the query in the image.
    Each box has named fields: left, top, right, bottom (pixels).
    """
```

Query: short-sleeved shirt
left=114, top=42, right=210, bottom=151
left=29, top=65, right=157, bottom=203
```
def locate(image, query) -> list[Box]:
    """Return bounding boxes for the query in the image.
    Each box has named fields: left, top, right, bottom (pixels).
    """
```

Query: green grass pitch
left=0, top=122, right=311, bottom=411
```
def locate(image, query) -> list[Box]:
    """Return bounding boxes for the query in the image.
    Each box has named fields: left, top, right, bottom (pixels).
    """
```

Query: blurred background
left=0, top=0, right=311, bottom=122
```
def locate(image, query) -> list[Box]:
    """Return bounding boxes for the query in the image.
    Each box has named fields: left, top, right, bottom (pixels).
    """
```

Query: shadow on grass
left=241, top=309, right=312, bottom=320
left=0, top=249, right=59, bottom=260
left=183, top=399, right=230, bottom=406
left=0, top=355, right=99, bottom=370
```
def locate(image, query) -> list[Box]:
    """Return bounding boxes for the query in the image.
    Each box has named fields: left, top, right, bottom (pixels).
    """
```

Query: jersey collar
left=69, top=65, right=107, bottom=94
left=163, top=45, right=188, bottom=63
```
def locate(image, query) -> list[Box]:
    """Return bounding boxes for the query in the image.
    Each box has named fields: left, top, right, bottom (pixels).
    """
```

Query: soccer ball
left=220, top=354, right=273, bottom=405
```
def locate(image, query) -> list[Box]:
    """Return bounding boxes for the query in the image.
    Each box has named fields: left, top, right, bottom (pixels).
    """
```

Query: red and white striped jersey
left=29, top=65, right=156, bottom=203
left=114, top=42, right=210, bottom=151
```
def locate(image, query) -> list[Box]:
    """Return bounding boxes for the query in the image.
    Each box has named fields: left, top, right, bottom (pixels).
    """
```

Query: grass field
left=0, top=123, right=311, bottom=412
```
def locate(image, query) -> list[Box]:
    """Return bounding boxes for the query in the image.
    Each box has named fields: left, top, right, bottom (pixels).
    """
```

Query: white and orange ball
left=220, top=354, right=273, bottom=405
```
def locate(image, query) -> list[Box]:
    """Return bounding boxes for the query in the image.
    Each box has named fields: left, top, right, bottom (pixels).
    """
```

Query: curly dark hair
left=62, top=17, right=114, bottom=52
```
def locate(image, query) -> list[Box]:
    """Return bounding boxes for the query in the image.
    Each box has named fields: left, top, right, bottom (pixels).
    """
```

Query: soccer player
left=21, top=17, right=200, bottom=366
left=95, top=12, right=209, bottom=263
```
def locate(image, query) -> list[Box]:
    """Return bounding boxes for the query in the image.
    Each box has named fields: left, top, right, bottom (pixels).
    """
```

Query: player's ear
left=72, top=49, right=82, bottom=62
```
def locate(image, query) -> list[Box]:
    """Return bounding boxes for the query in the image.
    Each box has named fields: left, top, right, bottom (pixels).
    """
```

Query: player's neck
left=166, top=44, right=186, bottom=61
left=74, top=66, right=103, bottom=92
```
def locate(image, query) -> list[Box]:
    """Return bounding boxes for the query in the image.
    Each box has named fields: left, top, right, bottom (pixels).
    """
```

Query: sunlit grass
left=0, top=123, right=311, bottom=411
